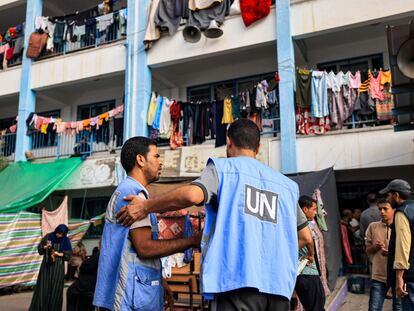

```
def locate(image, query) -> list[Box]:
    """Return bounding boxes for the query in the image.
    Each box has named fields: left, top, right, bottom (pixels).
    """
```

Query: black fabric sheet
left=291, top=167, right=342, bottom=290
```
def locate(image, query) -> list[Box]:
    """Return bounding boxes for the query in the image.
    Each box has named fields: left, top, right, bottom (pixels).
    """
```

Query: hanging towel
left=311, top=71, right=329, bottom=118
left=41, top=196, right=69, bottom=237
left=96, top=13, right=114, bottom=32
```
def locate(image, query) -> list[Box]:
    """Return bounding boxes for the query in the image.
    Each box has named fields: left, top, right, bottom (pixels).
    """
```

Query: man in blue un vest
left=117, top=120, right=311, bottom=310
left=94, top=137, right=201, bottom=311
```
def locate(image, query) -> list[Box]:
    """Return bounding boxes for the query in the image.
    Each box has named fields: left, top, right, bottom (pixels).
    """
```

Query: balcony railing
left=30, top=127, right=122, bottom=159
left=37, top=10, right=126, bottom=61
left=0, top=133, right=16, bottom=161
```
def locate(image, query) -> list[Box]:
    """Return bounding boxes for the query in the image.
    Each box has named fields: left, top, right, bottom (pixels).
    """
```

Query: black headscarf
left=47, top=224, right=72, bottom=252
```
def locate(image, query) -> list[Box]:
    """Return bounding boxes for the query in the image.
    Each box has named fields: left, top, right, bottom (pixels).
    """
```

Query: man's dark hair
left=390, top=190, right=411, bottom=200
left=227, top=119, right=260, bottom=151
left=120, top=136, right=156, bottom=173
left=367, top=192, right=378, bottom=204
left=298, top=195, right=316, bottom=209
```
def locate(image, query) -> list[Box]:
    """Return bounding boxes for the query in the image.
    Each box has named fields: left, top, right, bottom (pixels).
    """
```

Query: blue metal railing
left=0, top=133, right=16, bottom=161
left=30, top=127, right=122, bottom=159
left=37, top=11, right=126, bottom=60
left=343, top=111, right=378, bottom=129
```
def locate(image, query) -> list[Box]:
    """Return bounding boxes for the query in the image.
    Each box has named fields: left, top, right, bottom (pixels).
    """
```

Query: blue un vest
left=94, top=177, right=163, bottom=310
left=201, top=157, right=299, bottom=300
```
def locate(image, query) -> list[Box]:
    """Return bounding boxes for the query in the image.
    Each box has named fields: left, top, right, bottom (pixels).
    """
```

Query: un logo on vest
left=244, top=185, right=278, bottom=224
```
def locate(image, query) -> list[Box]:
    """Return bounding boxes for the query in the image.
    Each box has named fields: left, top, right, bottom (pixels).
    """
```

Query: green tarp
left=0, top=158, right=82, bottom=213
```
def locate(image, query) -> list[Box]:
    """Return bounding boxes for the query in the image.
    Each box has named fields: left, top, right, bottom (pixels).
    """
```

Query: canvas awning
left=0, top=158, right=82, bottom=213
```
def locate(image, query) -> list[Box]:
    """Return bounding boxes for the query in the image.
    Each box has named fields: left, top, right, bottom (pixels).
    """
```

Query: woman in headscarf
left=29, top=224, right=72, bottom=311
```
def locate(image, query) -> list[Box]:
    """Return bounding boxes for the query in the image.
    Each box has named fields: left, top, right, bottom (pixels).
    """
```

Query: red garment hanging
left=240, top=0, right=272, bottom=27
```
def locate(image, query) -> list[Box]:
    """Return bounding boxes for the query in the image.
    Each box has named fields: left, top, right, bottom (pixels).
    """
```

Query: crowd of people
left=26, top=118, right=414, bottom=311
left=341, top=180, right=414, bottom=311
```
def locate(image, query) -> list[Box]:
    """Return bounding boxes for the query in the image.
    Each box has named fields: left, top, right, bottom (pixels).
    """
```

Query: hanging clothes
left=348, top=71, right=361, bottom=89
left=239, top=0, right=272, bottom=27
left=144, top=0, right=161, bottom=48
left=311, top=71, right=329, bottom=118
left=155, top=0, right=189, bottom=35
left=376, top=84, right=394, bottom=121
left=358, top=78, right=370, bottom=93
left=152, top=96, right=165, bottom=130
left=41, top=196, right=69, bottom=237
left=169, top=124, right=184, bottom=149
left=213, top=100, right=227, bottom=147
left=159, top=98, right=173, bottom=138
left=232, top=96, right=241, bottom=119
left=255, top=80, right=269, bottom=109
left=53, top=20, right=66, bottom=45
left=96, top=13, right=114, bottom=32
left=326, top=71, right=345, bottom=129
left=240, top=90, right=251, bottom=117
left=380, top=69, right=392, bottom=87
left=369, top=70, right=384, bottom=100
left=187, top=0, right=228, bottom=30
left=221, top=98, right=234, bottom=124
left=310, top=220, right=331, bottom=296
left=342, top=85, right=356, bottom=122
left=296, top=69, right=312, bottom=109
left=147, top=92, right=159, bottom=126
left=189, top=0, right=223, bottom=10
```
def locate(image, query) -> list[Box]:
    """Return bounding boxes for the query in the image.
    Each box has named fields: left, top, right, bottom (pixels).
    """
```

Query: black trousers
left=210, top=287, right=290, bottom=311
left=295, top=275, right=326, bottom=311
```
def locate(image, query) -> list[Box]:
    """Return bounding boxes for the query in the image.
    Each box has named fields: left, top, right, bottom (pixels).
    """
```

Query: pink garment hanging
left=9, top=124, right=17, bottom=133
left=35, top=117, right=43, bottom=130
left=41, top=196, right=69, bottom=237
left=76, top=121, right=83, bottom=133
left=369, top=71, right=384, bottom=100
left=348, top=71, right=361, bottom=89
left=55, top=121, right=66, bottom=134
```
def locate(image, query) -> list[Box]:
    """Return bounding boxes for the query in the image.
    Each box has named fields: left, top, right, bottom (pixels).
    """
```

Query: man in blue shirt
left=93, top=137, right=200, bottom=311
left=117, top=120, right=311, bottom=311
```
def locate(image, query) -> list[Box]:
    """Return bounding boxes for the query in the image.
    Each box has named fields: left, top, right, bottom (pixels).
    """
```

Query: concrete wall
left=0, top=67, right=21, bottom=98
left=31, top=42, right=125, bottom=90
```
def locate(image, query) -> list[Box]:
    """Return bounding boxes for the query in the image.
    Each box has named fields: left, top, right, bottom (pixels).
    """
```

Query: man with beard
left=116, top=120, right=312, bottom=311
left=93, top=137, right=200, bottom=311
left=381, top=179, right=414, bottom=310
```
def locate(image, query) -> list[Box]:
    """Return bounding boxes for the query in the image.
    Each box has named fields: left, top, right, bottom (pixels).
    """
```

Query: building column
left=276, top=0, right=298, bottom=174
left=124, top=0, right=151, bottom=140
left=15, top=0, right=42, bottom=162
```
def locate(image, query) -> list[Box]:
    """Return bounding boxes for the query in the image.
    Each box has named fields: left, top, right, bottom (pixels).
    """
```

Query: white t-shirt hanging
left=159, top=98, right=173, bottom=136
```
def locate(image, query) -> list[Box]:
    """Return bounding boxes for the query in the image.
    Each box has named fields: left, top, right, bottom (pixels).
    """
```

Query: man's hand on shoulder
left=116, top=195, right=149, bottom=226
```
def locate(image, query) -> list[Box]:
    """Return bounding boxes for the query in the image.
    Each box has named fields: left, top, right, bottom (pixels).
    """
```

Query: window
left=71, top=197, right=110, bottom=238
left=317, top=54, right=384, bottom=72
left=77, top=100, right=115, bottom=120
